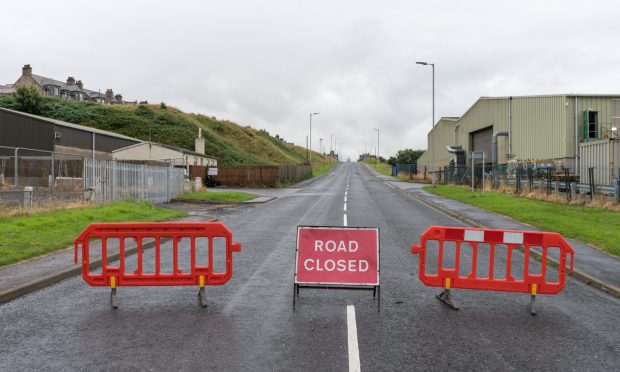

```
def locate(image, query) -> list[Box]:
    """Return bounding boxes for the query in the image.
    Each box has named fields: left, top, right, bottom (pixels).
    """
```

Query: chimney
left=76, top=80, right=83, bottom=90
left=105, top=89, right=113, bottom=101
left=115, top=94, right=123, bottom=103
left=66, top=76, right=75, bottom=86
left=195, top=128, right=205, bottom=155
left=22, top=64, right=32, bottom=77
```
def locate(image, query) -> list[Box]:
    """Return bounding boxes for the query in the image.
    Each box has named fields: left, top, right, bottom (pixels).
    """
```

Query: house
left=112, top=142, right=217, bottom=173
left=0, top=84, right=16, bottom=95
left=13, top=64, right=136, bottom=104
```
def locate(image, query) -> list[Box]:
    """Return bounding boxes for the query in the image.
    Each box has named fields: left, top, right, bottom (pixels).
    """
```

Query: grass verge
left=0, top=201, right=186, bottom=267
left=362, top=158, right=392, bottom=176
left=425, top=185, right=620, bottom=257
left=312, top=161, right=339, bottom=177
left=176, top=191, right=257, bottom=203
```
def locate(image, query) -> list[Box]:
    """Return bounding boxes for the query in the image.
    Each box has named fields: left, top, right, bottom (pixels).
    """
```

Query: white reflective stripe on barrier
left=464, top=230, right=484, bottom=242
left=503, top=232, right=524, bottom=244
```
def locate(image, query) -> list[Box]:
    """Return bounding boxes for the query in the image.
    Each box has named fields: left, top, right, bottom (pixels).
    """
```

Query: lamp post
left=373, top=128, right=380, bottom=168
left=330, top=133, right=335, bottom=155
left=416, top=61, right=435, bottom=186
left=335, top=137, right=339, bottom=160
left=309, top=112, right=320, bottom=163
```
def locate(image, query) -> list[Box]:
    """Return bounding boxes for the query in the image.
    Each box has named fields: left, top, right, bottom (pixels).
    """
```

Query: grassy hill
left=0, top=94, right=333, bottom=167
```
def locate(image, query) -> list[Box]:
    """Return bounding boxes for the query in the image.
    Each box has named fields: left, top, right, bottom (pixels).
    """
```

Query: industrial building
left=417, top=94, right=620, bottom=184
left=0, top=107, right=140, bottom=159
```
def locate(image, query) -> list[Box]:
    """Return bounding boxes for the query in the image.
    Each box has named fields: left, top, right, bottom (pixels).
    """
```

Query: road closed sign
left=295, top=226, right=379, bottom=286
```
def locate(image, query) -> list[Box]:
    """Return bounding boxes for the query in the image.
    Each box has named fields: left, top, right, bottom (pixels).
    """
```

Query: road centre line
left=347, top=305, right=361, bottom=372
left=343, top=214, right=348, bottom=226
left=344, top=196, right=347, bottom=202
left=344, top=203, right=347, bottom=211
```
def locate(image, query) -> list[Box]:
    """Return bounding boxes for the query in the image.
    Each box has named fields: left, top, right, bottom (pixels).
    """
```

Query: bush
left=14, top=85, right=42, bottom=114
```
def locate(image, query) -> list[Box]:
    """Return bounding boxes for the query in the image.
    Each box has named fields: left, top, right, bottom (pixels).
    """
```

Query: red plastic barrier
left=74, top=222, right=241, bottom=308
left=411, top=226, right=574, bottom=314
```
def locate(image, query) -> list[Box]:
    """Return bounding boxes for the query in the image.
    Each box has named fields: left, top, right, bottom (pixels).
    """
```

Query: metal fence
left=391, top=163, right=417, bottom=178
left=0, top=145, right=84, bottom=191
left=440, top=164, right=620, bottom=203
left=84, top=159, right=185, bottom=204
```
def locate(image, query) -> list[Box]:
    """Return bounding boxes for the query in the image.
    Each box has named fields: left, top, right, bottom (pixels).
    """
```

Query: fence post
left=14, top=147, right=19, bottom=191
left=588, top=167, right=595, bottom=201
left=424, top=166, right=427, bottom=180
left=546, top=168, right=552, bottom=194
left=140, top=164, right=145, bottom=200
left=615, top=177, right=620, bottom=204
left=570, top=182, right=577, bottom=200
left=111, top=159, right=117, bottom=202
left=49, top=152, right=55, bottom=191
left=565, top=168, right=570, bottom=201
left=166, top=162, right=171, bottom=202
left=23, top=186, right=33, bottom=209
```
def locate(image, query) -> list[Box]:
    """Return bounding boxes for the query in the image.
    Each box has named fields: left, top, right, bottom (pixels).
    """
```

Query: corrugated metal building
left=419, top=94, right=620, bottom=180
left=0, top=107, right=141, bottom=158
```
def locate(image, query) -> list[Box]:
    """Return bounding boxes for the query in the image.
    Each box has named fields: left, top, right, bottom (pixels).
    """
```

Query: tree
left=392, top=148, right=425, bottom=164
left=160, top=102, right=167, bottom=110
left=14, top=85, right=42, bottom=114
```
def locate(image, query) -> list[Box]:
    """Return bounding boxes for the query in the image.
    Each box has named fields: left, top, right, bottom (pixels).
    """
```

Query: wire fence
left=440, top=164, right=620, bottom=203
left=0, top=146, right=187, bottom=210
left=0, top=146, right=84, bottom=191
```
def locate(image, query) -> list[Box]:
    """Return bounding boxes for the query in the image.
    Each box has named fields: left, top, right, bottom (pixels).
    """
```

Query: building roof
left=0, top=107, right=142, bottom=142
left=457, top=94, right=620, bottom=124
left=112, top=141, right=218, bottom=159
left=0, top=84, right=16, bottom=94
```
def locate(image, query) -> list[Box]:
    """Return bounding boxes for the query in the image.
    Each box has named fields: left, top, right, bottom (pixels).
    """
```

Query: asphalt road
left=1, top=162, right=618, bottom=371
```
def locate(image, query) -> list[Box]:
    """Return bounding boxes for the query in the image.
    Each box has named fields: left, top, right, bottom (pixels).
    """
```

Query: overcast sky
left=2, top=1, right=619, bottom=160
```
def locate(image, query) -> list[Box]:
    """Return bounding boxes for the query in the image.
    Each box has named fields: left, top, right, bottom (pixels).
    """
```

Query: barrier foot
left=110, top=288, right=118, bottom=309
left=436, top=289, right=459, bottom=310
left=529, top=295, right=537, bottom=316
left=198, top=287, right=208, bottom=308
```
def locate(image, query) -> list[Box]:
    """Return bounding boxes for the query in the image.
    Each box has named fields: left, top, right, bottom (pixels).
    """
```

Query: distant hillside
left=0, top=95, right=331, bottom=166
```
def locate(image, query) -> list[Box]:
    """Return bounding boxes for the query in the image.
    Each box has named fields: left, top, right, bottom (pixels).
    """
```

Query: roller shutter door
left=470, top=126, right=493, bottom=162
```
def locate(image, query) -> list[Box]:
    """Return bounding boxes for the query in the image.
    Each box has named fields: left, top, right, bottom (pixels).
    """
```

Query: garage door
left=470, top=126, right=493, bottom=162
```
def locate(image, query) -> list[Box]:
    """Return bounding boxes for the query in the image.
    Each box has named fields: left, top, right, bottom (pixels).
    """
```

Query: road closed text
left=295, top=227, right=379, bottom=285
left=303, top=239, right=368, bottom=272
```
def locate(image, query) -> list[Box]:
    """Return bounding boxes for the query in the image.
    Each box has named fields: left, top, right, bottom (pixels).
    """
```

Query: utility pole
left=309, top=112, right=320, bottom=163
left=374, top=128, right=380, bottom=167
left=417, top=61, right=436, bottom=186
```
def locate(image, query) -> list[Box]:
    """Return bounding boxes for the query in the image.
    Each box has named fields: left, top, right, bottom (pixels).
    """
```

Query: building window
left=583, top=110, right=598, bottom=140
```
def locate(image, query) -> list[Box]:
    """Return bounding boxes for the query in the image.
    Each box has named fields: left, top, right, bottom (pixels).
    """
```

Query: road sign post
left=293, top=226, right=380, bottom=310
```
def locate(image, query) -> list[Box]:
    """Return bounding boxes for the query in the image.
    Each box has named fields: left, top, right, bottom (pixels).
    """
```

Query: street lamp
left=416, top=61, right=436, bottom=186
left=330, top=133, right=335, bottom=155
left=373, top=128, right=380, bottom=168
left=309, top=112, right=320, bottom=163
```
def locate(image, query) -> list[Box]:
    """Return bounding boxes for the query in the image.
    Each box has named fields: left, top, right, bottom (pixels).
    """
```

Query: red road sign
left=295, top=226, right=379, bottom=286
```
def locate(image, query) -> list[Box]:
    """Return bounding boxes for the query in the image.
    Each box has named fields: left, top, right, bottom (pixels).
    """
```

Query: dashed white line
left=345, top=191, right=348, bottom=196
left=344, top=196, right=347, bottom=202
left=347, top=305, right=361, bottom=372
left=344, top=203, right=347, bottom=211
left=343, top=214, right=348, bottom=226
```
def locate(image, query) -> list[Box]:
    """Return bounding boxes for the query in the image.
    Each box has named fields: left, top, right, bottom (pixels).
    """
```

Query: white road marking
left=345, top=191, right=348, bottom=196
left=347, top=305, right=361, bottom=372
left=386, top=182, right=396, bottom=189
left=343, top=214, right=348, bottom=226
left=344, top=196, right=347, bottom=202
left=344, top=203, right=347, bottom=211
